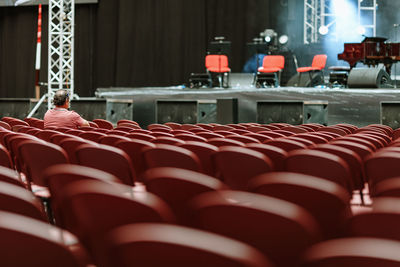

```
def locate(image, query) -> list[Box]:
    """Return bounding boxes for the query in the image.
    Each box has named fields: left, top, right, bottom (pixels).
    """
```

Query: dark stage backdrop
left=0, top=0, right=279, bottom=98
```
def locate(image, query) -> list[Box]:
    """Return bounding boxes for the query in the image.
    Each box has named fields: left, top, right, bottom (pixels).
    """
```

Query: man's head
left=53, top=89, right=70, bottom=108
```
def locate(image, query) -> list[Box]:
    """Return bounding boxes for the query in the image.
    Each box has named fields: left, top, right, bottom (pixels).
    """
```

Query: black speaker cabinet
left=347, top=68, right=393, bottom=88
left=217, top=98, right=238, bottom=124
left=198, top=100, right=217, bottom=124
left=156, top=100, right=198, bottom=124
left=0, top=98, right=32, bottom=119
left=106, top=99, right=134, bottom=125
left=257, top=100, right=328, bottom=125
left=72, top=98, right=106, bottom=121
left=303, top=101, right=328, bottom=125
left=381, top=101, right=400, bottom=129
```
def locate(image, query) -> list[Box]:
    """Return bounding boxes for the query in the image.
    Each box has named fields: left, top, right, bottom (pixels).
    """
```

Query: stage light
left=318, top=26, right=329, bottom=35
left=357, top=26, right=366, bottom=35
left=260, top=29, right=277, bottom=44
left=14, top=0, right=33, bottom=6
left=330, top=0, right=360, bottom=42
left=334, top=0, right=348, bottom=10
left=279, top=35, right=288, bottom=45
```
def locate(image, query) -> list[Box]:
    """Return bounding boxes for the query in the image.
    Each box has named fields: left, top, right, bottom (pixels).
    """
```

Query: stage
left=1, top=74, right=400, bottom=129
left=95, top=73, right=400, bottom=129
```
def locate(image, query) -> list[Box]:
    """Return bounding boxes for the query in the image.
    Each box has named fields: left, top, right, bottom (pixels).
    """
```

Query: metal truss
left=304, top=0, right=377, bottom=44
left=358, top=0, right=376, bottom=37
left=48, top=0, right=75, bottom=108
left=28, top=0, right=77, bottom=117
left=304, top=0, right=322, bottom=44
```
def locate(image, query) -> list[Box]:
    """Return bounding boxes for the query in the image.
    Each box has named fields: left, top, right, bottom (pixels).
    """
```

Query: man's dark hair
left=52, top=89, right=70, bottom=106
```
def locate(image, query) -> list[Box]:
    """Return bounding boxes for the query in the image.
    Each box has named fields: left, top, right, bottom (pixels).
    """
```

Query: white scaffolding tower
left=28, top=0, right=76, bottom=117
left=304, top=0, right=321, bottom=44
left=358, top=0, right=376, bottom=37
left=304, top=0, right=377, bottom=44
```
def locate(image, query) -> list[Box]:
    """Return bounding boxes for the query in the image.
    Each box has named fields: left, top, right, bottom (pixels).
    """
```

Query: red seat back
left=262, top=55, right=285, bottom=69
left=205, top=54, right=230, bottom=72
left=311, top=54, right=327, bottom=69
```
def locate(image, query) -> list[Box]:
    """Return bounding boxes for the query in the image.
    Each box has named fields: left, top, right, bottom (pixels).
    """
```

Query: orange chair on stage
left=255, top=55, right=285, bottom=87
left=296, top=54, right=327, bottom=87
left=205, top=54, right=231, bottom=88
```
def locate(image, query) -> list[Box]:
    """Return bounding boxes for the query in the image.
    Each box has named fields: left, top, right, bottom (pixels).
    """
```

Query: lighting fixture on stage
left=14, top=0, right=34, bottom=5
left=279, top=35, right=289, bottom=45
left=260, top=29, right=277, bottom=44
left=318, top=26, right=329, bottom=35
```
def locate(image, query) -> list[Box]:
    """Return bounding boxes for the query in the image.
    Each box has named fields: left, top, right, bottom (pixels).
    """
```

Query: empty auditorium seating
left=42, top=164, right=122, bottom=227
left=0, top=144, right=12, bottom=168
left=125, top=132, right=156, bottom=142
left=345, top=197, right=400, bottom=241
left=0, top=211, right=90, bottom=267
left=265, top=138, right=307, bottom=152
left=248, top=172, right=352, bottom=238
left=57, top=180, right=175, bottom=256
left=189, top=190, right=321, bottom=266
left=329, top=140, right=373, bottom=160
left=0, top=165, right=25, bottom=188
left=142, top=144, right=202, bottom=172
left=0, top=119, right=399, bottom=266
left=311, top=143, right=364, bottom=195
left=75, top=144, right=136, bottom=185
left=93, top=119, right=114, bottom=129
left=99, top=223, right=273, bottom=267
left=285, top=149, right=352, bottom=193
left=212, top=146, right=273, bottom=189
left=78, top=131, right=107, bottom=142
left=0, top=121, right=11, bottom=130
left=59, top=137, right=97, bottom=164
left=152, top=136, right=185, bottom=145
left=302, top=237, right=400, bottom=266
left=98, top=134, right=130, bottom=146
left=373, top=177, right=400, bottom=198
left=143, top=167, right=227, bottom=224
left=174, top=133, right=207, bottom=142
left=114, top=139, right=155, bottom=181
left=18, top=140, right=69, bottom=188
left=245, top=143, right=288, bottom=171
left=178, top=141, right=219, bottom=176
left=364, top=151, right=400, bottom=195
left=0, top=181, right=47, bottom=221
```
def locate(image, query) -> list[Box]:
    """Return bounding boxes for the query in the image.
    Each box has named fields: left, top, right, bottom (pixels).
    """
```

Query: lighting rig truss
left=304, top=0, right=322, bottom=44
left=28, top=0, right=76, bottom=117
left=304, top=0, right=377, bottom=44
left=358, top=0, right=377, bottom=37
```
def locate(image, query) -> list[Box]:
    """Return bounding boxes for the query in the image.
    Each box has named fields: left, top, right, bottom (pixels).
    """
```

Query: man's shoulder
left=64, top=110, right=82, bottom=118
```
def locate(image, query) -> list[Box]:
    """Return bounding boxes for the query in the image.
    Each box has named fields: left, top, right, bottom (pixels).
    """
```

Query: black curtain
left=0, top=6, right=37, bottom=98
left=0, top=0, right=273, bottom=98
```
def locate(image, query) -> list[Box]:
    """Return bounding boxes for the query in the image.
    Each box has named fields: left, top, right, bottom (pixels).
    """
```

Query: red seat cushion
left=297, top=67, right=323, bottom=73
left=258, top=67, right=281, bottom=73
left=208, top=67, right=231, bottom=73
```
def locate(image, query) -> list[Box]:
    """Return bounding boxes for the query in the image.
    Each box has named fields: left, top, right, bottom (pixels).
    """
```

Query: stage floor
left=96, top=77, right=400, bottom=128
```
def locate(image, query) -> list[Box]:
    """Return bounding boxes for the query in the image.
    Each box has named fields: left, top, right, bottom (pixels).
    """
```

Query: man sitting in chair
left=44, top=89, right=89, bottom=129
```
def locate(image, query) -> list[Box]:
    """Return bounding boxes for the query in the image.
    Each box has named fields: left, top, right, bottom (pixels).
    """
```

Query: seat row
left=3, top=117, right=400, bottom=266
left=3, top=161, right=400, bottom=266
left=0, top=121, right=398, bottom=200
